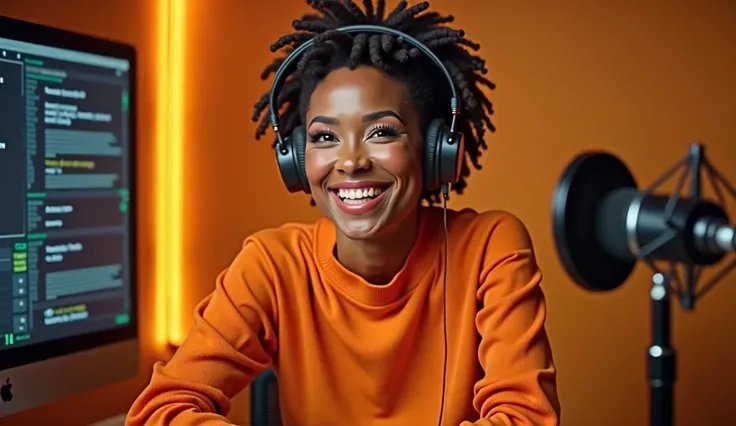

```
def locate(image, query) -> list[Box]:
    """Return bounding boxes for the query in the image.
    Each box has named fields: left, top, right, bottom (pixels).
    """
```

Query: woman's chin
left=334, top=217, right=387, bottom=241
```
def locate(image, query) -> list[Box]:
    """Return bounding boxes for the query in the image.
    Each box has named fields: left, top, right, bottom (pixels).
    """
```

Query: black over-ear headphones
left=268, top=25, right=465, bottom=195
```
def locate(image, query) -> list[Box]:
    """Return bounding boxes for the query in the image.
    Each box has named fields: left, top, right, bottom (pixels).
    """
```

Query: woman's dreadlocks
left=252, top=0, right=495, bottom=204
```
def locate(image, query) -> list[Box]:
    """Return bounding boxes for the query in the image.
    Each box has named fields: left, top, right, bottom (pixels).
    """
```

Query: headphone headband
left=268, top=24, right=460, bottom=152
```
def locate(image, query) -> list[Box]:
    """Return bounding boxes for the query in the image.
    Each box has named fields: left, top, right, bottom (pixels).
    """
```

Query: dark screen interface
left=0, top=37, right=132, bottom=350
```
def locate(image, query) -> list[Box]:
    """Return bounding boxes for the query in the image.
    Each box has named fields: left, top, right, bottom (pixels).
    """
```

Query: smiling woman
left=126, top=2, right=560, bottom=426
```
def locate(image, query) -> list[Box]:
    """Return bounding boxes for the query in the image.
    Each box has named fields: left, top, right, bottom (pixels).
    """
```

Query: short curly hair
left=252, top=0, right=495, bottom=204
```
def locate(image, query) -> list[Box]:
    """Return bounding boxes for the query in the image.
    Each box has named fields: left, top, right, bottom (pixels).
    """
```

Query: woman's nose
left=335, top=142, right=371, bottom=175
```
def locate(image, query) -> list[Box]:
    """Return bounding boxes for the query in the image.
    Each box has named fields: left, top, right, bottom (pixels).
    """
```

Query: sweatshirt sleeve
left=126, top=240, right=279, bottom=426
left=462, top=213, right=561, bottom=426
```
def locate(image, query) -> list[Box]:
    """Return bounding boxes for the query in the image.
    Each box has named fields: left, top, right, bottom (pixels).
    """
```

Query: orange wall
left=177, top=1, right=736, bottom=425
left=0, top=1, right=163, bottom=425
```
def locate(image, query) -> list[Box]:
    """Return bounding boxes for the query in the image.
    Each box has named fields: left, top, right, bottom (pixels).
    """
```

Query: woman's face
left=304, top=66, right=423, bottom=240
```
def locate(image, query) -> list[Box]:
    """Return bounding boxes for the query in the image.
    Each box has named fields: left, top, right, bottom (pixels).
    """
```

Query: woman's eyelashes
left=307, top=124, right=403, bottom=144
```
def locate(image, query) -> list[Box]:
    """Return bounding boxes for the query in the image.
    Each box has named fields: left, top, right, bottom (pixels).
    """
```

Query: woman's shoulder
left=241, top=219, right=322, bottom=260
left=224, top=220, right=325, bottom=292
left=424, top=206, right=535, bottom=251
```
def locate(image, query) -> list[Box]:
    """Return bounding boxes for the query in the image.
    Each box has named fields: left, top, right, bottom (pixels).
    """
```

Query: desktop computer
left=0, top=16, right=138, bottom=418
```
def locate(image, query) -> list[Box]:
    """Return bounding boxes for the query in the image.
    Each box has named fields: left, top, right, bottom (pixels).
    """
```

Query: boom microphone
left=597, top=189, right=734, bottom=262
left=551, top=143, right=735, bottom=426
left=552, top=146, right=735, bottom=292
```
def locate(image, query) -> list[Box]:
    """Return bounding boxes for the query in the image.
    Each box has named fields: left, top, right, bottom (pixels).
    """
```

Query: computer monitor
left=0, top=16, right=138, bottom=417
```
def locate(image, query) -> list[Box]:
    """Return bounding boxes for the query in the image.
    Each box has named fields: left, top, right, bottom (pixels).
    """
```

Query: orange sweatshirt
left=127, top=207, right=560, bottom=426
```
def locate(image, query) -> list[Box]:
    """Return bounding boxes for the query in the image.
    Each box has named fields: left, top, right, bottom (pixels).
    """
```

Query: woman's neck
left=335, top=207, right=420, bottom=285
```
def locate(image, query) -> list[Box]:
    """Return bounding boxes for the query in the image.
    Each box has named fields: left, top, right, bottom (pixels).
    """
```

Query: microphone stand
left=649, top=272, right=674, bottom=426
left=636, top=143, right=736, bottom=426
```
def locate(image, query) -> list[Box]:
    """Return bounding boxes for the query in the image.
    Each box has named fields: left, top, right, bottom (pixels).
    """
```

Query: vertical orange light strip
left=167, top=0, right=186, bottom=346
left=154, top=0, right=171, bottom=346
left=155, top=0, right=186, bottom=347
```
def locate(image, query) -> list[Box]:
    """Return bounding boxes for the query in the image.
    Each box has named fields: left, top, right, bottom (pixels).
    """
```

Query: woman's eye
left=370, top=128, right=399, bottom=139
left=308, top=132, right=337, bottom=143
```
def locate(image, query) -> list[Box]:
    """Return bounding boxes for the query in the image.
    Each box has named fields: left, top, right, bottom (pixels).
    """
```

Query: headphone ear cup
left=290, top=126, right=311, bottom=194
left=423, top=118, right=444, bottom=192
left=275, top=125, right=311, bottom=193
left=439, top=128, right=464, bottom=186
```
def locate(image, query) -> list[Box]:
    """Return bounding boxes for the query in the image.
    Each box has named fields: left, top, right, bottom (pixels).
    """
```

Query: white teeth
left=337, top=187, right=386, bottom=200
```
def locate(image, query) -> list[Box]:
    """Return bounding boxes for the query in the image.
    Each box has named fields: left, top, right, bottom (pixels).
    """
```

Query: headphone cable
left=437, top=183, right=450, bottom=426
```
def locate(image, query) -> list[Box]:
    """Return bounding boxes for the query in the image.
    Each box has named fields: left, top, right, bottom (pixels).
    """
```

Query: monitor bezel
left=0, top=15, right=139, bottom=371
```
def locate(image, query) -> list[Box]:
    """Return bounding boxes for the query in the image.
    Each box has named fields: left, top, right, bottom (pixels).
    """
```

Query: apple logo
left=0, top=378, right=12, bottom=403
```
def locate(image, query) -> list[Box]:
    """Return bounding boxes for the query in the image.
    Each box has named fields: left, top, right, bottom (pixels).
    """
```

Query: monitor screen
left=0, top=17, right=137, bottom=380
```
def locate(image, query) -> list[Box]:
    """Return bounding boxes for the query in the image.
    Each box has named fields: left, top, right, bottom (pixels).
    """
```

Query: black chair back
left=250, top=368, right=281, bottom=426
